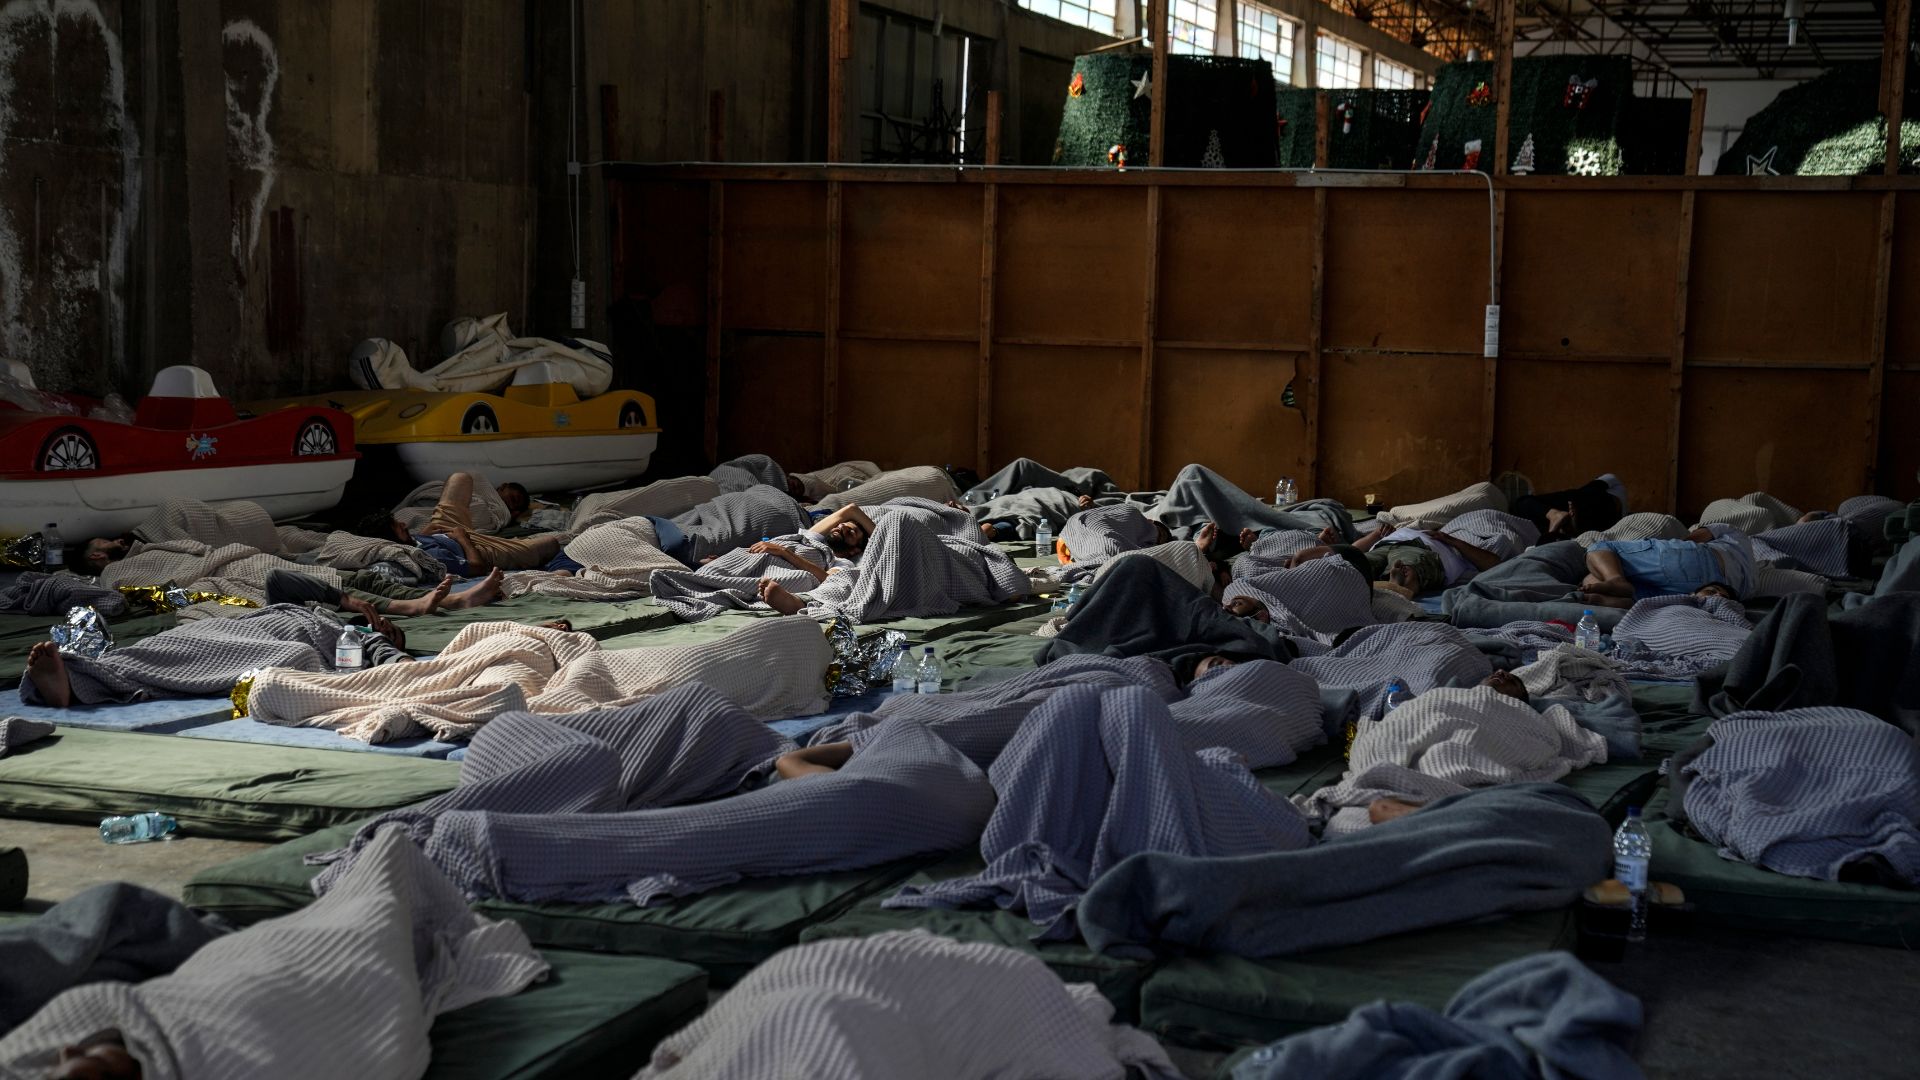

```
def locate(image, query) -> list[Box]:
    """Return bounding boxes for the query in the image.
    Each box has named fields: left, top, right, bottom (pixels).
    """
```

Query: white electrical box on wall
left=570, top=278, right=587, bottom=330
left=1483, top=304, right=1501, bottom=359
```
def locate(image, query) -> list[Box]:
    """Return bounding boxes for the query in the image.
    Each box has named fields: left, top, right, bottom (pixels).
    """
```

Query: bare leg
left=442, top=569, right=504, bottom=610
left=26, top=643, right=72, bottom=708
left=1368, top=797, right=1425, bottom=824
left=384, top=576, right=455, bottom=617
left=756, top=578, right=805, bottom=616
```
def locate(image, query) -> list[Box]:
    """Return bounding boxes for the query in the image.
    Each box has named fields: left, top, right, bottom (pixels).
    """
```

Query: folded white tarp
left=348, top=313, right=613, bottom=398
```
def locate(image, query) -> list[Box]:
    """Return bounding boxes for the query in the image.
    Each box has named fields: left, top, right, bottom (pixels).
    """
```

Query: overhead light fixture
left=1783, top=0, right=1802, bottom=45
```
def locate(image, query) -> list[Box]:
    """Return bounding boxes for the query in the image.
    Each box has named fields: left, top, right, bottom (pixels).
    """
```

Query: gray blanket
left=1443, top=541, right=1625, bottom=632
left=21, top=604, right=344, bottom=706
left=672, top=486, right=811, bottom=563
left=649, top=532, right=841, bottom=622
left=0, top=883, right=225, bottom=1031
left=0, top=716, right=55, bottom=758
left=885, top=683, right=1312, bottom=939
left=965, top=457, right=1123, bottom=502
left=408, top=720, right=994, bottom=906
left=969, top=488, right=1082, bottom=541
left=1288, top=622, right=1495, bottom=721
left=1678, top=707, right=1920, bottom=886
left=1077, top=783, right=1612, bottom=958
left=1695, top=591, right=1920, bottom=733
left=1151, top=464, right=1357, bottom=542
left=1609, top=594, right=1750, bottom=681
left=709, top=453, right=788, bottom=493
left=0, top=572, right=127, bottom=617
left=1230, top=951, right=1644, bottom=1080
left=802, top=511, right=1029, bottom=624
left=1057, top=504, right=1160, bottom=566
left=308, top=683, right=797, bottom=892
left=1752, top=517, right=1858, bottom=578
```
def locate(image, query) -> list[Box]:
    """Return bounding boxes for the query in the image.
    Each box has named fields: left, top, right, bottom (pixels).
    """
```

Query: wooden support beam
left=827, top=0, right=851, bottom=163
left=1140, top=184, right=1163, bottom=489
left=1865, top=191, right=1898, bottom=490
left=1666, top=190, right=1696, bottom=515
left=976, top=185, right=999, bottom=476
left=704, top=181, right=725, bottom=464
left=707, top=89, right=727, bottom=162
left=985, top=90, right=1002, bottom=166
left=1149, top=0, right=1169, bottom=167
left=1883, top=0, right=1912, bottom=177
left=1484, top=186, right=1507, bottom=477
left=1683, top=88, right=1707, bottom=177
left=823, top=180, right=843, bottom=466
left=1492, top=0, right=1516, bottom=174
left=1305, top=186, right=1327, bottom=498
left=1314, top=94, right=1329, bottom=168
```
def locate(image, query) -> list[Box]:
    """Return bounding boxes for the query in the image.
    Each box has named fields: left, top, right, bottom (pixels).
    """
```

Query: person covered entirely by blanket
left=372, top=719, right=995, bottom=908
left=809, top=465, right=959, bottom=511
left=353, top=472, right=565, bottom=575
left=304, top=681, right=800, bottom=892
left=0, top=829, right=546, bottom=1080
left=244, top=616, right=832, bottom=743
left=789, top=653, right=1325, bottom=775
left=1038, top=555, right=1303, bottom=674
left=1150, top=463, right=1356, bottom=546
left=964, top=457, right=1126, bottom=541
left=1220, top=551, right=1382, bottom=643
left=1287, top=621, right=1496, bottom=718
left=883, top=683, right=1314, bottom=940
left=708, top=453, right=798, bottom=496
left=1669, top=706, right=1920, bottom=887
left=1607, top=593, right=1752, bottom=680
left=1297, top=682, right=1608, bottom=836
left=20, top=604, right=371, bottom=709
left=634, top=931, right=1179, bottom=1080
left=754, top=509, right=1029, bottom=624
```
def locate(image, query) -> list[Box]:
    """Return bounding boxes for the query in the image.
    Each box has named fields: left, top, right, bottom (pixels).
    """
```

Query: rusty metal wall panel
left=994, top=187, right=1148, bottom=344
left=1324, top=190, right=1488, bottom=355
left=1318, top=352, right=1486, bottom=507
left=1880, top=371, right=1920, bottom=503
left=618, top=181, right=710, bottom=327
left=718, top=334, right=824, bottom=467
left=1888, top=193, right=1920, bottom=365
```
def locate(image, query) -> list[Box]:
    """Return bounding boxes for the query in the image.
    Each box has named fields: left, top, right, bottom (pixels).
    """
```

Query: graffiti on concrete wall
left=223, top=17, right=277, bottom=272
left=0, top=0, right=141, bottom=386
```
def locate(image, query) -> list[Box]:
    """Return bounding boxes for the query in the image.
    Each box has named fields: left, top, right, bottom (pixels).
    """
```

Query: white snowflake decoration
left=1566, top=146, right=1605, bottom=176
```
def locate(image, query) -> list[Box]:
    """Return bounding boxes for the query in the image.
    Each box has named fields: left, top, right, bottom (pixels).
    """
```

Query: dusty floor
left=6, top=820, right=1918, bottom=1079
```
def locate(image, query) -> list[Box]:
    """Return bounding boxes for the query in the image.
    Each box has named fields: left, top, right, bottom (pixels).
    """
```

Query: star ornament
left=1132, top=71, right=1151, bottom=99
left=1746, top=146, right=1780, bottom=176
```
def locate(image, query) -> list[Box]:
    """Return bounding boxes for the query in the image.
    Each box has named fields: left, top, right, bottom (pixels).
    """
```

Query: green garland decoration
left=1417, top=56, right=1664, bottom=175
left=1053, top=53, right=1278, bottom=167
left=1715, top=60, right=1920, bottom=176
left=1276, top=89, right=1431, bottom=168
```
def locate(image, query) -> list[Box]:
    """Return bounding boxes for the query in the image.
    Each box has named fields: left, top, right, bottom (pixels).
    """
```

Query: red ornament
left=1338, top=101, right=1356, bottom=135
left=1461, top=139, right=1483, bottom=172
left=1107, top=144, right=1128, bottom=169
left=1467, top=81, right=1493, bottom=108
left=1069, top=72, right=1085, bottom=98
left=1419, top=99, right=1432, bottom=127
left=1563, top=75, right=1598, bottom=110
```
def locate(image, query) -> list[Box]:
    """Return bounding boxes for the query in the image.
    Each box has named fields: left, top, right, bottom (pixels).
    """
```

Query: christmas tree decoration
left=1200, top=129, right=1226, bottom=168
left=1422, top=134, right=1440, bottom=170
left=1467, top=81, right=1494, bottom=107
left=1416, top=56, right=1680, bottom=175
left=1511, top=132, right=1537, bottom=174
left=1338, top=100, right=1356, bottom=134
left=1745, top=145, right=1781, bottom=175
left=1562, top=75, right=1598, bottom=110
left=1132, top=71, right=1151, bottom=99
left=1055, top=53, right=1278, bottom=167
left=1714, top=60, right=1920, bottom=176
left=1069, top=72, right=1086, bottom=98
left=1107, top=143, right=1129, bottom=168
left=1276, top=89, right=1429, bottom=168
left=1461, top=138, right=1483, bottom=171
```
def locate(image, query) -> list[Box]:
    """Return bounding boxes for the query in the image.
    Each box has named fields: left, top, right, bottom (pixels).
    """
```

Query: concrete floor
left=6, top=820, right=1918, bottom=1079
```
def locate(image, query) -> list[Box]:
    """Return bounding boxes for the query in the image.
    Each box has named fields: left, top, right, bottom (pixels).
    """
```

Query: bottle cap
left=1626, top=805, right=1641, bottom=817
left=1582, top=609, right=1594, bottom=616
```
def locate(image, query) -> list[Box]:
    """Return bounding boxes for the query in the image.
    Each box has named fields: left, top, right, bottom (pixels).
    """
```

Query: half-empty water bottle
left=889, top=646, right=917, bottom=693
left=1384, top=679, right=1415, bottom=710
left=100, top=811, right=177, bottom=845
left=1613, top=806, right=1653, bottom=943
left=1275, top=477, right=1297, bottom=506
left=333, top=627, right=364, bottom=670
left=915, top=646, right=943, bottom=694
left=1034, top=519, right=1054, bottom=560
left=1575, top=610, right=1603, bottom=652
left=41, top=522, right=62, bottom=570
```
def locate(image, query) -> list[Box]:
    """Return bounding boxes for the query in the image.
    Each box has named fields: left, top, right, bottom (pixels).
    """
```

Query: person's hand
left=1077, top=494, right=1095, bottom=509
left=1317, top=525, right=1339, bottom=545
left=749, top=541, right=794, bottom=560
left=1238, top=527, right=1258, bottom=550
left=368, top=612, right=406, bottom=651
left=1194, top=522, right=1219, bottom=553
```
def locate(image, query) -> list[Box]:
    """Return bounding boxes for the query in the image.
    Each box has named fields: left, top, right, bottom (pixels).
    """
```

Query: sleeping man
left=1580, top=524, right=1755, bottom=607
left=1288, top=509, right=1539, bottom=597
left=355, top=472, right=565, bottom=575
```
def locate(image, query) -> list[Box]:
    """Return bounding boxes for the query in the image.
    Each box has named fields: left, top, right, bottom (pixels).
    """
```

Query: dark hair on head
left=499, top=482, right=529, bottom=501
left=1326, top=544, right=1377, bottom=586
left=64, top=543, right=91, bottom=568
left=352, top=511, right=399, bottom=540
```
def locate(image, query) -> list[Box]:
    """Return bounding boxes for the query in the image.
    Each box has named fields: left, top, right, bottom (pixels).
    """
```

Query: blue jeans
left=414, top=533, right=470, bottom=578
left=1589, top=539, right=1724, bottom=599
left=646, top=515, right=695, bottom=567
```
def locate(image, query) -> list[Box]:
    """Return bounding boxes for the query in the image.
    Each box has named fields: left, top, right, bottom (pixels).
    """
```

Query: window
left=1169, top=0, right=1217, bottom=54
left=1374, top=56, right=1419, bottom=90
left=1019, top=0, right=1118, bottom=36
left=1236, top=1, right=1298, bottom=85
left=857, top=10, right=992, bottom=164
left=1315, top=31, right=1363, bottom=89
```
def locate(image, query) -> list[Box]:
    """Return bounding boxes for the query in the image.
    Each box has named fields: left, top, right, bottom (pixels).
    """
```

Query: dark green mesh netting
left=1275, top=89, right=1431, bottom=168
left=1415, top=56, right=1686, bottom=175
left=1715, top=60, right=1920, bottom=175
left=1053, top=52, right=1278, bottom=167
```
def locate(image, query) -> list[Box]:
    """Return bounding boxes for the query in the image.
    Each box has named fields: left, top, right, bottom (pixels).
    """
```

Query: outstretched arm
left=1351, top=522, right=1394, bottom=552
left=1427, top=529, right=1504, bottom=573
left=775, top=742, right=854, bottom=779
left=749, top=541, right=829, bottom=583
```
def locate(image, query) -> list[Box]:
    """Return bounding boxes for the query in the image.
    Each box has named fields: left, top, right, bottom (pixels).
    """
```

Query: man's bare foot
left=26, top=642, right=72, bottom=708
left=1368, top=797, right=1425, bottom=824
left=536, top=619, right=574, bottom=632
left=385, top=576, right=455, bottom=617
left=1194, top=522, right=1219, bottom=554
left=1238, top=527, right=1259, bottom=550
left=757, top=578, right=805, bottom=616
left=444, top=569, right=504, bottom=610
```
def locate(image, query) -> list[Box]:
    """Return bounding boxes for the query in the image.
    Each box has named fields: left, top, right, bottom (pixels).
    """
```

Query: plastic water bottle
left=1275, top=477, right=1297, bottom=506
left=333, top=627, right=365, bottom=670
left=1384, top=679, right=1415, bottom=710
left=915, top=646, right=943, bottom=694
left=41, top=523, right=62, bottom=570
left=1034, top=519, right=1054, bottom=560
left=100, top=812, right=177, bottom=844
left=1575, top=610, right=1602, bottom=652
left=1613, top=806, right=1653, bottom=943
left=889, top=646, right=917, bottom=693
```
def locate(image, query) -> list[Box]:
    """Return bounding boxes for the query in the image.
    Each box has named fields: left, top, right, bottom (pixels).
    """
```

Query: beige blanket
left=132, top=499, right=281, bottom=552
left=247, top=616, right=832, bottom=743
left=101, top=540, right=338, bottom=614
left=499, top=517, right=685, bottom=601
